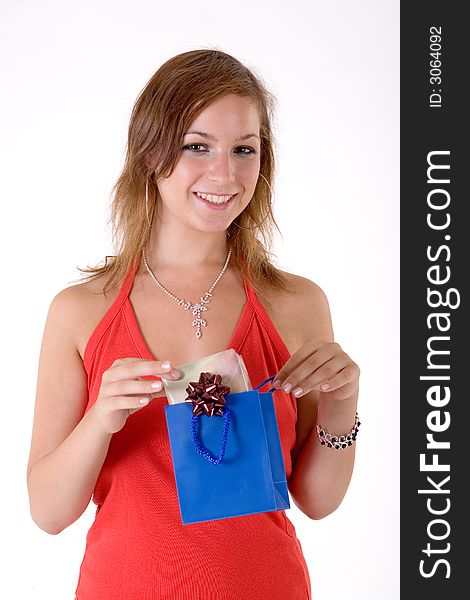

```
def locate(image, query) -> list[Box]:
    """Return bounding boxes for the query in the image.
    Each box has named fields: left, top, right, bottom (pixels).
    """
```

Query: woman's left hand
left=272, top=340, right=360, bottom=402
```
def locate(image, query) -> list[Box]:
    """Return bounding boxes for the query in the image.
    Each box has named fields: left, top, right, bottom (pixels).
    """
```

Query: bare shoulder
left=27, top=275, right=118, bottom=478
left=49, top=275, right=119, bottom=359
left=51, top=274, right=114, bottom=307
left=261, top=270, right=334, bottom=352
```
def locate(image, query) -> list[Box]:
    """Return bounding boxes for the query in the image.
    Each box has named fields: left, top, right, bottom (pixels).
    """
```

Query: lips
left=194, top=191, right=236, bottom=204
left=193, top=192, right=237, bottom=210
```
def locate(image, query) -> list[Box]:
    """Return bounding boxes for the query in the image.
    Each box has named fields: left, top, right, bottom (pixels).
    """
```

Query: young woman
left=27, top=49, right=360, bottom=599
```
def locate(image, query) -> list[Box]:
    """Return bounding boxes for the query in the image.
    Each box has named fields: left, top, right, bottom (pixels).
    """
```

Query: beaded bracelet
left=316, top=412, right=361, bottom=449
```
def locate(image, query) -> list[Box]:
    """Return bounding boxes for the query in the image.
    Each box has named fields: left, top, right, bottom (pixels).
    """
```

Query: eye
left=183, top=144, right=207, bottom=153
left=236, top=146, right=256, bottom=155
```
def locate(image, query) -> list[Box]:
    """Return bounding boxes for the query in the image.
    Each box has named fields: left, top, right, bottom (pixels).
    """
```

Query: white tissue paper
left=162, top=348, right=252, bottom=405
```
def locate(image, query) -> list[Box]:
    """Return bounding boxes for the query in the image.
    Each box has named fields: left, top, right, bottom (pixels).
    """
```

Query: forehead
left=186, top=94, right=260, bottom=138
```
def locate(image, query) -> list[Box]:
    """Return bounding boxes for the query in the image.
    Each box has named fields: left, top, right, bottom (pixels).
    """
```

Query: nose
left=206, top=151, right=235, bottom=185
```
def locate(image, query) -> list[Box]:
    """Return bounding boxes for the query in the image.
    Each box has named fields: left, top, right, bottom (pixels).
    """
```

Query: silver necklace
left=142, top=248, right=232, bottom=340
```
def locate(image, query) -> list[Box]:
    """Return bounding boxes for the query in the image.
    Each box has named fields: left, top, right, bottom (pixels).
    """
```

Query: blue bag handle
left=190, top=375, right=277, bottom=465
left=190, top=407, right=232, bottom=465
left=254, top=375, right=276, bottom=392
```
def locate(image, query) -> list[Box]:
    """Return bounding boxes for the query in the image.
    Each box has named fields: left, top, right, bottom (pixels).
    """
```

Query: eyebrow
left=184, top=130, right=260, bottom=142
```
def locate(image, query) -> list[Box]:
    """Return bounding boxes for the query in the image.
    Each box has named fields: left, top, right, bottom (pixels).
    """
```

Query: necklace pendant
left=192, top=314, right=207, bottom=338
left=191, top=297, right=209, bottom=338
left=192, top=302, right=208, bottom=316
left=142, top=247, right=232, bottom=341
left=193, top=320, right=206, bottom=338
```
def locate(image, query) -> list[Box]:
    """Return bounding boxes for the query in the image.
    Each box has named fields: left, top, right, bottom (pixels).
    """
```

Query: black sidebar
left=401, top=2, right=468, bottom=597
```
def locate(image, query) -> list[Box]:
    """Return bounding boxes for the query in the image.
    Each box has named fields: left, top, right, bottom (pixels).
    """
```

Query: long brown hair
left=79, top=48, right=292, bottom=298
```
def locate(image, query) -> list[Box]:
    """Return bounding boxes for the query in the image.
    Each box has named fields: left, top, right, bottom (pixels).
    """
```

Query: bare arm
left=275, top=280, right=360, bottom=519
left=26, top=287, right=177, bottom=534
left=288, top=386, right=358, bottom=520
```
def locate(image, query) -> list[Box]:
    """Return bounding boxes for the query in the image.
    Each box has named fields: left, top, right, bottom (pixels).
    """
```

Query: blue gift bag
left=164, top=376, right=290, bottom=525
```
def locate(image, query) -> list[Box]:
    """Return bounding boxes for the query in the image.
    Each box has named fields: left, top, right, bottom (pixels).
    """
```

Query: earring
left=145, top=179, right=152, bottom=228
left=232, top=173, right=273, bottom=230
left=258, top=172, right=273, bottom=192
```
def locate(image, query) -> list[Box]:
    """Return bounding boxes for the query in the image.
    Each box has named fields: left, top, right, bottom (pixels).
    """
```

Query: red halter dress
left=75, top=261, right=312, bottom=599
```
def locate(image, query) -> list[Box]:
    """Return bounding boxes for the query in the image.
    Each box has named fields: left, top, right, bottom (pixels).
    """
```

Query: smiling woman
left=81, top=49, right=283, bottom=296
left=26, top=48, right=360, bottom=600
left=155, top=94, right=261, bottom=233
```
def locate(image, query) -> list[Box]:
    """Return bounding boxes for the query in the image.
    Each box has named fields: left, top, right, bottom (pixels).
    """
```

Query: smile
left=194, top=191, right=237, bottom=205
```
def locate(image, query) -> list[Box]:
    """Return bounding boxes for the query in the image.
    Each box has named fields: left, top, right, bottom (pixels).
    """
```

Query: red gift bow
left=184, top=372, right=231, bottom=417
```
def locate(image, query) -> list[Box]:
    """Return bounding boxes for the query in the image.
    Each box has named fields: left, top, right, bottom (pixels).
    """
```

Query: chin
left=195, top=222, right=231, bottom=234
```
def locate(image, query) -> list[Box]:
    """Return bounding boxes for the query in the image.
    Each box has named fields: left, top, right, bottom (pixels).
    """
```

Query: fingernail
left=321, top=384, right=330, bottom=391
left=170, top=369, right=180, bottom=379
left=272, top=379, right=282, bottom=389
left=139, top=397, right=150, bottom=405
left=161, top=361, right=171, bottom=369
left=150, top=381, right=162, bottom=389
left=283, top=383, right=293, bottom=394
left=292, top=387, right=303, bottom=397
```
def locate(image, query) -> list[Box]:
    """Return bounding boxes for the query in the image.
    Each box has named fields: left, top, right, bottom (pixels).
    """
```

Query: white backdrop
left=0, top=1, right=399, bottom=598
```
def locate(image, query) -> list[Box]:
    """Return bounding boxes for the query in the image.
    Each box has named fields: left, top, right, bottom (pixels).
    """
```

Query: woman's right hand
left=90, top=358, right=180, bottom=435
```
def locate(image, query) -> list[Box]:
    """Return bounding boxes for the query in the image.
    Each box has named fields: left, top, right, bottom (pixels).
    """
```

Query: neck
left=145, top=222, right=231, bottom=272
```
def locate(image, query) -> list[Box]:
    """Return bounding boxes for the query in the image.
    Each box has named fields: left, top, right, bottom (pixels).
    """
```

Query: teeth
left=196, top=192, right=234, bottom=204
